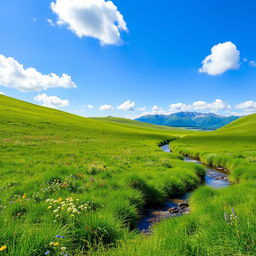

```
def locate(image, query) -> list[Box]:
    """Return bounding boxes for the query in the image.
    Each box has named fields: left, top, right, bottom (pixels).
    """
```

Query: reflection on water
left=138, top=144, right=230, bottom=233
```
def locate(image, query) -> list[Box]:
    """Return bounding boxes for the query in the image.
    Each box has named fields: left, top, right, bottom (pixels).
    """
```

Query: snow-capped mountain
left=135, top=112, right=239, bottom=130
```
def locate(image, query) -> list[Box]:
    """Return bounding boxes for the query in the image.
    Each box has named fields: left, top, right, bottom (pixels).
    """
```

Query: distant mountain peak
left=135, top=111, right=239, bottom=130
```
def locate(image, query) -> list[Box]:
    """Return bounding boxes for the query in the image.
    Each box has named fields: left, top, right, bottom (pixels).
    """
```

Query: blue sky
left=1, top=0, right=256, bottom=117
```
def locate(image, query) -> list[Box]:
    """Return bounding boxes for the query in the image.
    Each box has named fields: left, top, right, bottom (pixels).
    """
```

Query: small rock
left=169, top=208, right=180, bottom=214
left=179, top=203, right=189, bottom=208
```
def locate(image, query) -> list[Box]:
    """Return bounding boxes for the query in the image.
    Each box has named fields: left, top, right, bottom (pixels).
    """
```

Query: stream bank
left=138, top=144, right=230, bottom=233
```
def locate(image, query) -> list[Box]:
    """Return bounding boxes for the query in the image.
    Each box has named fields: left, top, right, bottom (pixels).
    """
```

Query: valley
left=0, top=95, right=256, bottom=255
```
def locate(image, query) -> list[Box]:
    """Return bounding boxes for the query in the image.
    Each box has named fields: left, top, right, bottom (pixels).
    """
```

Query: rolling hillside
left=1, top=95, right=256, bottom=256
left=91, top=116, right=185, bottom=131
left=99, top=110, right=256, bottom=256
left=0, top=95, right=199, bottom=256
left=171, top=113, right=256, bottom=182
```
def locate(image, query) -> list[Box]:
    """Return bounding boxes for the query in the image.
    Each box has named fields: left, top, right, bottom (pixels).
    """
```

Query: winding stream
left=138, top=144, right=230, bottom=233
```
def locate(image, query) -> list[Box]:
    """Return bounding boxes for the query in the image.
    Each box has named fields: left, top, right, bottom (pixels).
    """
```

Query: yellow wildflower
left=53, top=242, right=59, bottom=246
left=57, top=198, right=62, bottom=202
left=0, top=245, right=7, bottom=251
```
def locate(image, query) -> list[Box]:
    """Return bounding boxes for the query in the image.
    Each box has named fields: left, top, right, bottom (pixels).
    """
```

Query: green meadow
left=1, top=94, right=256, bottom=256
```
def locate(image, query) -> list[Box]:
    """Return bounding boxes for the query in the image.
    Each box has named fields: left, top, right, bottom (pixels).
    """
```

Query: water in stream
left=138, top=144, right=230, bottom=233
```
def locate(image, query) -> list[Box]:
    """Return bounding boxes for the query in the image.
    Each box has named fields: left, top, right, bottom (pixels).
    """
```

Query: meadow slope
left=99, top=114, right=256, bottom=256
left=0, top=95, right=204, bottom=256
left=1, top=95, right=256, bottom=256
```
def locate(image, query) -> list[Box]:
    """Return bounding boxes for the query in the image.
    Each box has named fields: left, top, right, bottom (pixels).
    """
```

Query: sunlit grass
left=1, top=94, right=256, bottom=255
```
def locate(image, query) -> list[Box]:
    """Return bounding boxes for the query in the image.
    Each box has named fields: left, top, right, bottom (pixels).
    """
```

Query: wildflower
left=56, top=235, right=65, bottom=239
left=53, top=242, right=59, bottom=246
left=44, top=251, right=50, bottom=255
left=232, top=208, right=237, bottom=216
left=57, top=198, right=62, bottom=202
left=224, top=212, right=228, bottom=222
left=0, top=245, right=7, bottom=251
left=49, top=242, right=54, bottom=246
left=61, top=247, right=66, bottom=251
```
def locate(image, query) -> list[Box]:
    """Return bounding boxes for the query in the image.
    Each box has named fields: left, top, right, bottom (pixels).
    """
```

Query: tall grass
left=1, top=95, right=256, bottom=255
left=0, top=95, right=200, bottom=255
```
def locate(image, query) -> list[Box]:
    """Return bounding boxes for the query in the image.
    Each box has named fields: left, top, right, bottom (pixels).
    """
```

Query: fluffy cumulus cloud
left=199, top=42, right=240, bottom=75
left=117, top=100, right=135, bottom=111
left=0, top=55, right=76, bottom=92
left=151, top=105, right=166, bottom=115
left=139, top=105, right=168, bottom=116
left=236, top=100, right=256, bottom=114
left=0, top=92, right=4, bottom=95
left=169, top=99, right=231, bottom=113
left=139, top=99, right=231, bottom=117
left=168, top=103, right=188, bottom=113
left=99, top=104, right=114, bottom=111
left=50, top=0, right=128, bottom=45
left=34, top=93, right=69, bottom=108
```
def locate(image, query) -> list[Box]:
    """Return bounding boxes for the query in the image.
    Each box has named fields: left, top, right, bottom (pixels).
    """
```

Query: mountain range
left=135, top=112, right=240, bottom=130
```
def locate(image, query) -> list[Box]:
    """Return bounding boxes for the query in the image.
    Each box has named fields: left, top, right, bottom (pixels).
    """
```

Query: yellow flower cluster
left=86, top=162, right=108, bottom=175
left=12, top=193, right=27, bottom=202
left=49, top=242, right=59, bottom=246
left=46, top=197, right=91, bottom=222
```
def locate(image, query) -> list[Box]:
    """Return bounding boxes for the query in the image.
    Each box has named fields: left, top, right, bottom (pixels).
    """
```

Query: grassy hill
left=100, top=114, right=256, bottom=256
left=0, top=95, right=201, bottom=256
left=172, top=114, right=256, bottom=182
left=1, top=95, right=256, bottom=256
left=91, top=116, right=184, bottom=131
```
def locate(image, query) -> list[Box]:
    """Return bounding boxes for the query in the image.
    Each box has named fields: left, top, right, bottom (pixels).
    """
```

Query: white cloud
left=34, top=93, right=69, bottom=108
left=117, top=100, right=135, bottom=111
left=50, top=0, right=128, bottom=45
left=199, top=42, right=240, bottom=75
left=140, top=105, right=168, bottom=116
left=236, top=100, right=256, bottom=114
left=81, top=104, right=94, bottom=109
left=0, top=92, right=4, bottom=95
left=151, top=105, right=166, bottom=114
left=0, top=55, right=76, bottom=92
left=249, top=60, right=256, bottom=67
left=99, top=104, right=114, bottom=111
left=138, top=107, right=146, bottom=112
left=168, top=103, right=189, bottom=113
left=139, top=99, right=231, bottom=117
left=169, top=99, right=231, bottom=113
left=47, top=18, right=55, bottom=26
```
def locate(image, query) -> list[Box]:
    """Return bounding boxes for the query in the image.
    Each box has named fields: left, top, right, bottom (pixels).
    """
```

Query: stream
left=138, top=144, right=230, bottom=233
